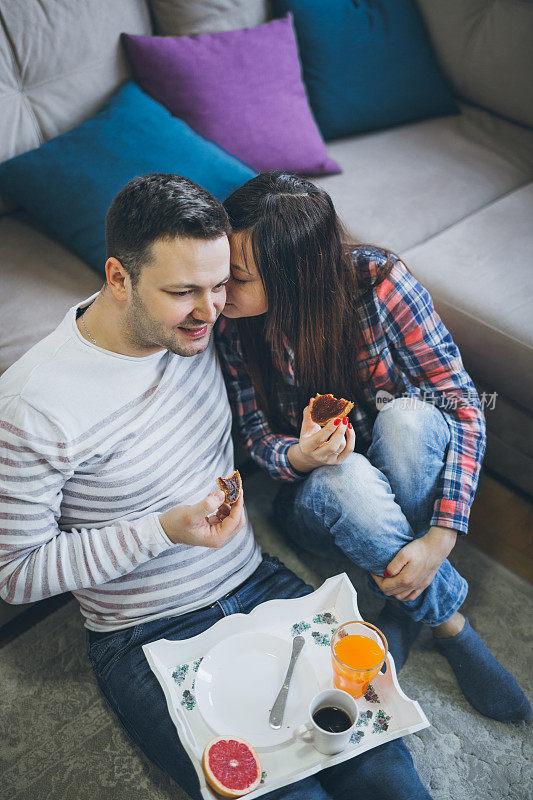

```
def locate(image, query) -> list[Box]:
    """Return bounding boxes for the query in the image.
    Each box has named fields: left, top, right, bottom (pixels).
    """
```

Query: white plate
left=195, top=631, right=320, bottom=749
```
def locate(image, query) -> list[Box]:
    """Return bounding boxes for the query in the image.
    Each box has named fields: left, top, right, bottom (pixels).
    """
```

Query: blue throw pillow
left=0, top=81, right=256, bottom=274
left=271, top=0, right=459, bottom=141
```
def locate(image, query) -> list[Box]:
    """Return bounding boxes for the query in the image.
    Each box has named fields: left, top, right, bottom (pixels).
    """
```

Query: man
left=0, top=174, right=432, bottom=800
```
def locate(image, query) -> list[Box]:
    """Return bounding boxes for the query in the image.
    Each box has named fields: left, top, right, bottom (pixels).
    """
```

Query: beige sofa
left=1, top=0, right=532, bottom=630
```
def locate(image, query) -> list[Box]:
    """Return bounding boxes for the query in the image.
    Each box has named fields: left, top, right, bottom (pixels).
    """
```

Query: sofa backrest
left=1, top=0, right=530, bottom=215
left=416, top=0, right=533, bottom=129
left=0, top=0, right=152, bottom=215
left=150, top=0, right=270, bottom=35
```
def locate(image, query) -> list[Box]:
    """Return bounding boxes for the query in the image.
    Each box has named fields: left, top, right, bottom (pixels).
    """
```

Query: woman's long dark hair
left=223, top=171, right=395, bottom=434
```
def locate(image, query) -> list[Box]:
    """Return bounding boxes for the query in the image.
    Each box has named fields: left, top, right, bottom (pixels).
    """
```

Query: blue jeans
left=274, top=398, right=468, bottom=626
left=86, top=554, right=431, bottom=800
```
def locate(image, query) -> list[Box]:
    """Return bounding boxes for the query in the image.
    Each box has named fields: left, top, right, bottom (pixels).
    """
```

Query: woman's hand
left=371, top=526, right=458, bottom=602
left=159, top=490, right=246, bottom=548
left=288, top=402, right=356, bottom=473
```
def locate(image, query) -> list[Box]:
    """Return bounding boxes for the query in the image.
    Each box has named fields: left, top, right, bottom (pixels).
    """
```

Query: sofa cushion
left=415, top=0, right=533, bottom=129
left=123, top=17, right=339, bottom=174
left=0, top=0, right=152, bottom=215
left=150, top=0, right=270, bottom=35
left=404, top=183, right=533, bottom=412
left=271, top=0, right=458, bottom=141
left=0, top=81, right=256, bottom=276
left=0, top=214, right=102, bottom=376
left=312, top=102, right=533, bottom=253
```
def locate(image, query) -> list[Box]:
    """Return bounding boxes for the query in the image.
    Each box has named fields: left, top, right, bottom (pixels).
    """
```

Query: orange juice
left=334, top=634, right=384, bottom=669
left=331, top=624, right=387, bottom=698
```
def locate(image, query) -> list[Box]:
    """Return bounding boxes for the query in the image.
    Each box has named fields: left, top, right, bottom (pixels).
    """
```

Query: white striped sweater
left=0, top=297, right=261, bottom=631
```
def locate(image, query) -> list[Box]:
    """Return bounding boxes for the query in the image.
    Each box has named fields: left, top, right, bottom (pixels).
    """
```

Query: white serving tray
left=143, top=573, right=429, bottom=799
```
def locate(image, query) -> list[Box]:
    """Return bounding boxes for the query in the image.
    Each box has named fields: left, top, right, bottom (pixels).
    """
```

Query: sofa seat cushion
left=404, top=183, right=533, bottom=412
left=313, top=102, right=533, bottom=253
left=0, top=213, right=102, bottom=376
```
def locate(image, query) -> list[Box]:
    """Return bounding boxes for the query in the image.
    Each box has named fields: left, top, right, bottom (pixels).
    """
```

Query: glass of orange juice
left=331, top=621, right=388, bottom=699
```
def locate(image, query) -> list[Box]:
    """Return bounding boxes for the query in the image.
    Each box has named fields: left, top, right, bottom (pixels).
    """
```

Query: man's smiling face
left=123, top=235, right=230, bottom=357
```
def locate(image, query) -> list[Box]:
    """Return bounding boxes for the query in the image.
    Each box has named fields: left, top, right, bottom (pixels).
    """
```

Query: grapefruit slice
left=217, top=470, right=242, bottom=505
left=202, top=736, right=261, bottom=797
left=310, top=393, right=354, bottom=426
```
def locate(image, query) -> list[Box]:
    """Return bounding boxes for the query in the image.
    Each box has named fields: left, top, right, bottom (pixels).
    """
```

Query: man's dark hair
left=105, top=174, right=231, bottom=286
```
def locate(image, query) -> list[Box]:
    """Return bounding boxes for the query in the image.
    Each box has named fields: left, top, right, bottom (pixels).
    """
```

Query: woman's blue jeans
left=274, top=398, right=468, bottom=627
left=86, top=554, right=431, bottom=800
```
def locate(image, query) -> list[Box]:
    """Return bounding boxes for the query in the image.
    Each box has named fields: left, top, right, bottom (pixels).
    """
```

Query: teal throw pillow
left=271, top=0, right=459, bottom=141
left=0, top=82, right=256, bottom=274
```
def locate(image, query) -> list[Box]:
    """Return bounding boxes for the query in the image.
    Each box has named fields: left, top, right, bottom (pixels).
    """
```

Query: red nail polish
left=383, top=570, right=391, bottom=578
left=333, top=418, right=340, bottom=425
left=348, top=422, right=353, bottom=429
left=342, top=416, right=348, bottom=425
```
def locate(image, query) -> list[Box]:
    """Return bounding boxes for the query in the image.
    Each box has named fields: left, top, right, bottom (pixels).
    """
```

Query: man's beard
left=124, top=289, right=214, bottom=357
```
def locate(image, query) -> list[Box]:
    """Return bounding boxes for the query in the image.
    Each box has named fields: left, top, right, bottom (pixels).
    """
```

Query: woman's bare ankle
left=431, top=611, right=466, bottom=639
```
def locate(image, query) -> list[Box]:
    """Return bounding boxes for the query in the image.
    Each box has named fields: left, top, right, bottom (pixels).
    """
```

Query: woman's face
left=222, top=231, right=268, bottom=318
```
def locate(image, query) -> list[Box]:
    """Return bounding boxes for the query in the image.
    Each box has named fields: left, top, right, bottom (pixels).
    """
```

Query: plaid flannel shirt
left=216, top=247, right=486, bottom=535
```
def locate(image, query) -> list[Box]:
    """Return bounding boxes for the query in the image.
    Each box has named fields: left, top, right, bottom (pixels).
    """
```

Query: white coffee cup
left=293, top=688, right=358, bottom=755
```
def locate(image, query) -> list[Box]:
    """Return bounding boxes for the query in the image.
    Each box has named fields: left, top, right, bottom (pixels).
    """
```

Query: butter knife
left=269, top=635, right=305, bottom=729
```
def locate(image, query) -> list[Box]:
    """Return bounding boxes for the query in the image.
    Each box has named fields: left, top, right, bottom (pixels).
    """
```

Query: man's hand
left=288, top=402, right=356, bottom=473
left=371, top=526, right=458, bottom=602
left=158, top=489, right=246, bottom=548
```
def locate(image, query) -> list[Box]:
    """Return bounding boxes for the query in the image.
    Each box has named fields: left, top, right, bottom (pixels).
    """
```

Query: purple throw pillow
left=122, top=16, right=340, bottom=175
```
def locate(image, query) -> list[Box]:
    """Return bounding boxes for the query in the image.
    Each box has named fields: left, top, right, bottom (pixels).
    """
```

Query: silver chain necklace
left=81, top=310, right=98, bottom=346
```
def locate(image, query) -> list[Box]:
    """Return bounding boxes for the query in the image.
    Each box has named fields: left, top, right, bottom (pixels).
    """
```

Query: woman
left=216, top=171, right=529, bottom=724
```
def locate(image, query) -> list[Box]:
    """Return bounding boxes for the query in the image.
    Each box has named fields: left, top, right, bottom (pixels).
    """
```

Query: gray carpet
left=1, top=471, right=531, bottom=800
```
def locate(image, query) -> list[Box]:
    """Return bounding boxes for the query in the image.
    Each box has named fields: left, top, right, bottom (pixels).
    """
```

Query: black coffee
left=312, top=706, right=353, bottom=733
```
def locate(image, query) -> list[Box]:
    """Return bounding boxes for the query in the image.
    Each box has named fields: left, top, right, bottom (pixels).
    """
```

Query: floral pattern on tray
left=167, top=609, right=392, bottom=754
